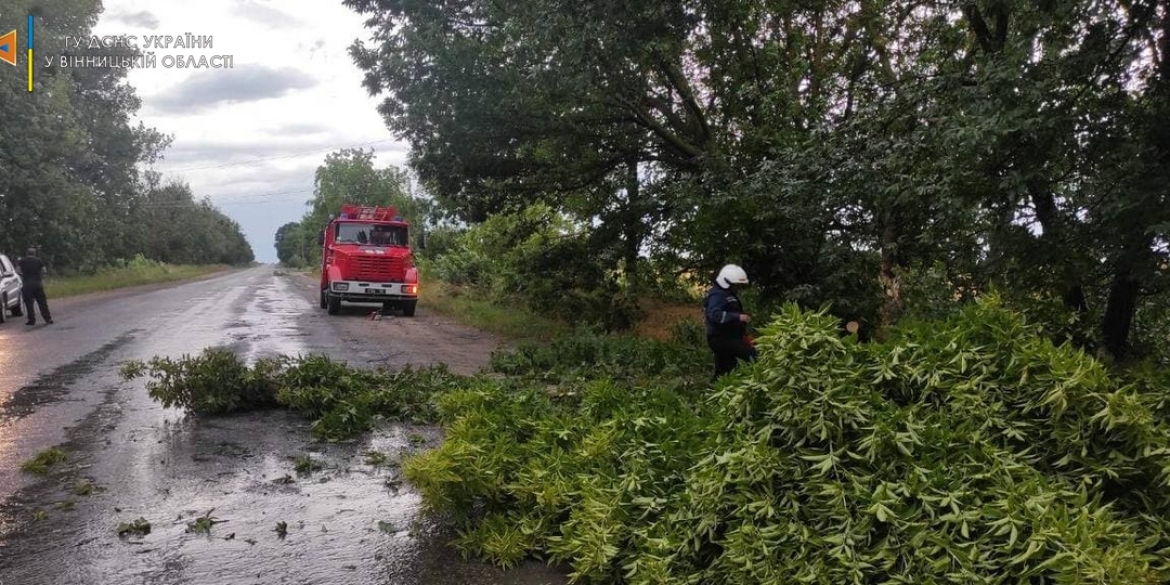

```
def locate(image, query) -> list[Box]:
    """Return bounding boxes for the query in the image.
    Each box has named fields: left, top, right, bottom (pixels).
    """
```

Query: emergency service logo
left=0, top=14, right=34, bottom=92
left=3, top=14, right=229, bottom=92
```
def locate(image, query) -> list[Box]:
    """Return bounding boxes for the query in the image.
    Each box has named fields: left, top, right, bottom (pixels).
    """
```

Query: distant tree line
left=343, top=0, right=1170, bottom=361
left=274, top=148, right=431, bottom=268
left=0, top=0, right=254, bottom=272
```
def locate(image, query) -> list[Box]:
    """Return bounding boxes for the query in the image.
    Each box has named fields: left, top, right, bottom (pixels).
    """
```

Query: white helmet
left=716, top=264, right=749, bottom=288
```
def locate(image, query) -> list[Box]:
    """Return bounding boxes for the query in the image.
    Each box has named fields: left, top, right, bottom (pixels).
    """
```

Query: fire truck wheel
left=327, top=293, right=341, bottom=315
left=402, top=300, right=417, bottom=317
left=319, top=289, right=328, bottom=309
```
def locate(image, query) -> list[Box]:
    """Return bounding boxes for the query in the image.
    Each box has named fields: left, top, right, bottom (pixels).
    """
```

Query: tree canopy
left=346, top=0, right=1170, bottom=360
left=0, top=0, right=253, bottom=271
left=274, top=148, right=429, bottom=268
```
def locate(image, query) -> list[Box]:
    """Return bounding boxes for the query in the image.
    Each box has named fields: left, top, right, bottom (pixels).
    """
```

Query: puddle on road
left=233, top=277, right=318, bottom=362
left=0, top=272, right=566, bottom=585
left=0, top=409, right=564, bottom=585
left=0, top=332, right=137, bottom=420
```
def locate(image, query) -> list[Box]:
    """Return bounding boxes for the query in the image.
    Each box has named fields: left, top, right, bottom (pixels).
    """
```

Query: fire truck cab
left=320, top=204, right=419, bottom=316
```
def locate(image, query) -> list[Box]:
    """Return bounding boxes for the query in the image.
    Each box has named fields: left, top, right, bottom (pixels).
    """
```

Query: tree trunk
left=1030, top=183, right=1089, bottom=315
left=621, top=159, right=643, bottom=288
left=1102, top=267, right=1140, bottom=360
left=878, top=222, right=903, bottom=327
left=1101, top=231, right=1154, bottom=361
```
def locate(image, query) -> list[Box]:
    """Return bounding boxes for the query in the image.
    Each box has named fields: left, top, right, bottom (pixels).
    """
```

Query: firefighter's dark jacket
left=704, top=284, right=746, bottom=339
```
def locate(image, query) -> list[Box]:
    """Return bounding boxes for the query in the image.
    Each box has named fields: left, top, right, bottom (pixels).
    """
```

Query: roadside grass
left=297, top=264, right=700, bottom=342
left=277, top=264, right=319, bottom=279
left=417, top=279, right=572, bottom=342
left=418, top=276, right=702, bottom=343
left=44, top=262, right=231, bottom=298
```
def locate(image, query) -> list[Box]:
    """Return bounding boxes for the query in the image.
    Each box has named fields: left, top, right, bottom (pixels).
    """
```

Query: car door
left=0, top=255, right=18, bottom=306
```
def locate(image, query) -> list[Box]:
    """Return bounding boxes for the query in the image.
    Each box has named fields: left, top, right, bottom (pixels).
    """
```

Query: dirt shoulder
left=288, top=273, right=510, bottom=375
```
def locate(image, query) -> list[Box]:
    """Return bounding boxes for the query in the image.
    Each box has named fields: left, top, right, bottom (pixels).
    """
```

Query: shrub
left=426, top=204, right=642, bottom=329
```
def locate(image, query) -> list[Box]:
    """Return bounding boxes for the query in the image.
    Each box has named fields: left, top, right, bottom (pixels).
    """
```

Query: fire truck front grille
left=353, top=256, right=402, bottom=280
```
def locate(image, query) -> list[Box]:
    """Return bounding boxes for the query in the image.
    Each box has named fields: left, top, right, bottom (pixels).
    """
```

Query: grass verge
left=417, top=279, right=572, bottom=342
left=45, top=263, right=231, bottom=298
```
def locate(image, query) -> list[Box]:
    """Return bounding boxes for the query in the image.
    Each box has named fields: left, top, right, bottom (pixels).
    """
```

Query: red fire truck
left=319, top=204, right=420, bottom=316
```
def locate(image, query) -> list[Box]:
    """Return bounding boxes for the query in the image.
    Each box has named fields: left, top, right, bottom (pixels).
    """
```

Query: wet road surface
left=0, top=267, right=565, bottom=585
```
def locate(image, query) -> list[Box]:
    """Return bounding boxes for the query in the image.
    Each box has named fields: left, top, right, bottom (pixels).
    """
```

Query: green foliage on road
left=123, top=318, right=708, bottom=441
left=114, top=518, right=151, bottom=538
left=123, top=299, right=1170, bottom=582
left=43, top=256, right=232, bottom=299
left=121, top=349, right=283, bottom=415
left=406, top=299, right=1170, bottom=583
left=20, top=447, right=68, bottom=475
left=121, top=350, right=469, bottom=441
left=185, top=509, right=225, bottom=535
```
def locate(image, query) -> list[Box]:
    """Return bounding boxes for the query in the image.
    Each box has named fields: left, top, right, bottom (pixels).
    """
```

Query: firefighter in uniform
left=704, top=264, right=757, bottom=379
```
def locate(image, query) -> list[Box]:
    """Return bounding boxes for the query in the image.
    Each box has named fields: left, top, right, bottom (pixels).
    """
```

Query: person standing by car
left=17, top=247, right=53, bottom=325
left=0, top=254, right=25, bottom=324
left=704, top=264, right=757, bottom=380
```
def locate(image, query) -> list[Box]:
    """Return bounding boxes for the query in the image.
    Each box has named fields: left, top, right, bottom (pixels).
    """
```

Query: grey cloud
left=158, top=144, right=410, bottom=263
left=148, top=66, right=318, bottom=114
left=306, top=39, right=326, bottom=59
left=157, top=138, right=408, bottom=167
left=270, top=123, right=331, bottom=136
left=232, top=1, right=305, bottom=29
left=110, top=10, right=160, bottom=29
left=205, top=174, right=316, bottom=208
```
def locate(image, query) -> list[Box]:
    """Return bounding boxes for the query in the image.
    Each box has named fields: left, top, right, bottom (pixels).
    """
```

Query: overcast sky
left=91, top=0, right=409, bottom=263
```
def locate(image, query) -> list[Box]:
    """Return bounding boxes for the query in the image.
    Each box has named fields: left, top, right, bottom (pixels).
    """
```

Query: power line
left=137, top=196, right=310, bottom=209
left=155, top=139, right=403, bottom=173
left=134, top=184, right=430, bottom=209
left=202, top=187, right=316, bottom=202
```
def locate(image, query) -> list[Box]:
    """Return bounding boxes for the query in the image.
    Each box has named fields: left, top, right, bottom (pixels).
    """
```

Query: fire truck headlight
left=333, top=283, right=349, bottom=292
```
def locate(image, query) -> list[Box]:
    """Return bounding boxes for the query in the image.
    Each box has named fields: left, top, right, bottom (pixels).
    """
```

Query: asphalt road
left=0, top=266, right=564, bottom=585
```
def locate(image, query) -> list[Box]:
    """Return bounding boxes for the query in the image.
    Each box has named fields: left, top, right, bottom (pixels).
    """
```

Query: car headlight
left=333, top=283, right=349, bottom=292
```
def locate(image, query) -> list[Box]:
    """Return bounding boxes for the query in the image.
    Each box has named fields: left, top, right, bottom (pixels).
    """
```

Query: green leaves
left=126, top=350, right=466, bottom=440
left=407, top=300, right=1170, bottom=583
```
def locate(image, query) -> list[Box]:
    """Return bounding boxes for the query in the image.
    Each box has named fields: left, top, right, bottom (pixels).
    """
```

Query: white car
left=0, top=254, right=24, bottom=324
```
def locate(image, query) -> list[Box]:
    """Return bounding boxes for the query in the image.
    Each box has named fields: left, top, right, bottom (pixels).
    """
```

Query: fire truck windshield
left=335, top=223, right=408, bottom=246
